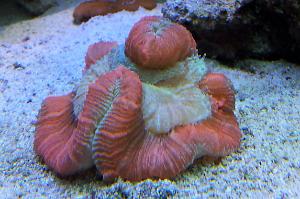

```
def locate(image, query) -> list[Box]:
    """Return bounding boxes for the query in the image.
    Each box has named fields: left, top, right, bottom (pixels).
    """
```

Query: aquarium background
left=0, top=0, right=299, bottom=198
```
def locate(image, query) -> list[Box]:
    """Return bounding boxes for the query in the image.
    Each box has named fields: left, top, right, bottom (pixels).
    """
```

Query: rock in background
left=162, top=0, right=300, bottom=63
left=16, top=0, right=56, bottom=15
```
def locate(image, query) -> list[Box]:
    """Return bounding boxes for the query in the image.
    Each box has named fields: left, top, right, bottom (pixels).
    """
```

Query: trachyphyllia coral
left=34, top=16, right=241, bottom=182
left=73, top=0, right=157, bottom=24
left=35, top=66, right=142, bottom=176
left=125, top=16, right=197, bottom=69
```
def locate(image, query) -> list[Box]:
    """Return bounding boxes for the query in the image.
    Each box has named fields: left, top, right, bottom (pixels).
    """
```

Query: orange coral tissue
left=73, top=0, right=157, bottom=24
left=125, top=16, right=197, bottom=69
left=34, top=66, right=143, bottom=177
left=34, top=16, right=242, bottom=182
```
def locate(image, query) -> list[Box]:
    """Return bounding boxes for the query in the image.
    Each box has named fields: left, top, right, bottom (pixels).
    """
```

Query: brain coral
left=73, top=0, right=157, bottom=24
left=34, top=16, right=241, bottom=182
left=125, top=16, right=197, bottom=69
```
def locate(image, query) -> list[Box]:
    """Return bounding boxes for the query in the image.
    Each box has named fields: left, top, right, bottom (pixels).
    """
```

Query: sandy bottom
left=0, top=0, right=299, bottom=198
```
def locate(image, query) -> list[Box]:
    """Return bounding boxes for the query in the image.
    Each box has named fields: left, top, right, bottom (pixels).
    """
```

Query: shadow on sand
left=0, top=0, right=83, bottom=27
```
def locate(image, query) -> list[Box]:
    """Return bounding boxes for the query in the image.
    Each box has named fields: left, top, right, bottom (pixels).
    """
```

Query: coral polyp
left=73, top=0, right=157, bottom=24
left=34, top=16, right=241, bottom=182
left=125, top=16, right=197, bottom=69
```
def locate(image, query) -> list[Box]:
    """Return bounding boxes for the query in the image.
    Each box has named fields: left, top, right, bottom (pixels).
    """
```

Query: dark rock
left=16, top=0, right=56, bottom=15
left=162, top=0, right=300, bottom=63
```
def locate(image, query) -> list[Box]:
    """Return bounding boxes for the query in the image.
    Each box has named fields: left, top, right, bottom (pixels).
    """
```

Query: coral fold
left=197, top=73, right=241, bottom=156
left=84, top=41, right=118, bottom=72
left=199, top=73, right=235, bottom=112
left=93, top=72, right=242, bottom=182
left=34, top=93, right=94, bottom=176
left=73, top=0, right=157, bottom=24
left=35, top=66, right=144, bottom=177
left=91, top=66, right=144, bottom=182
left=103, top=127, right=198, bottom=182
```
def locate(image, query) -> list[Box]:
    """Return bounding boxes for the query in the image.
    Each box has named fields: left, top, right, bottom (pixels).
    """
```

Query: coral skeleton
left=34, top=16, right=241, bottom=182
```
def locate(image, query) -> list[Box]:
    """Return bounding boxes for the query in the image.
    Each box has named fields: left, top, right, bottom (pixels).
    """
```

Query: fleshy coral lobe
left=73, top=0, right=157, bottom=24
left=197, top=73, right=241, bottom=157
left=84, top=41, right=118, bottom=73
left=35, top=66, right=143, bottom=177
left=199, top=73, right=235, bottom=112
left=34, top=93, right=94, bottom=176
left=125, top=16, right=197, bottom=69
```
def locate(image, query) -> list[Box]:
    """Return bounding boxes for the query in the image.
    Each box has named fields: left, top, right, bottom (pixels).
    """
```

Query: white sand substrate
left=0, top=0, right=299, bottom=198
